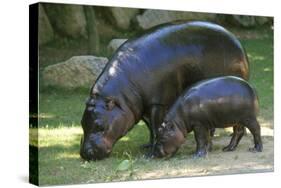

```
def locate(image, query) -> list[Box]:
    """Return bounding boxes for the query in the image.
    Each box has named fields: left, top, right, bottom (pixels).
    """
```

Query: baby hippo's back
left=181, top=76, right=259, bottom=128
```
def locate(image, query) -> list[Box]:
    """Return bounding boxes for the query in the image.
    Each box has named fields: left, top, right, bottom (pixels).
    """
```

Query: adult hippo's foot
left=207, top=140, right=213, bottom=152
left=249, top=144, right=263, bottom=152
left=210, top=127, right=215, bottom=137
left=143, top=141, right=159, bottom=158
left=140, top=143, right=153, bottom=149
left=144, top=148, right=158, bottom=158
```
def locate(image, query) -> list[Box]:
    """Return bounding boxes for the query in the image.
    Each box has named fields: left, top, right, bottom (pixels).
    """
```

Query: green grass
left=32, top=27, right=274, bottom=185
left=241, top=35, right=274, bottom=123
left=38, top=88, right=88, bottom=128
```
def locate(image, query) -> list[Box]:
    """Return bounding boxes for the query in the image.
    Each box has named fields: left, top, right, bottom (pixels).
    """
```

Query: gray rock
left=231, top=15, right=271, bottom=27
left=43, top=3, right=87, bottom=38
left=38, top=4, right=54, bottom=45
left=109, top=7, right=140, bottom=29
left=255, top=17, right=271, bottom=25
left=42, top=56, right=108, bottom=88
left=136, top=9, right=216, bottom=29
left=232, top=15, right=256, bottom=27
left=107, top=39, right=128, bottom=54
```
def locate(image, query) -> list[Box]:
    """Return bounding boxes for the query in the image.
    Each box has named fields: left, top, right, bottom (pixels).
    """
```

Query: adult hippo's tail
left=225, top=32, right=250, bottom=81
left=243, top=47, right=250, bottom=81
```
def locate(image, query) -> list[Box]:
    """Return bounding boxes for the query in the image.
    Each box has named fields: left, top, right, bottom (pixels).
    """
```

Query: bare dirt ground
left=111, top=126, right=273, bottom=182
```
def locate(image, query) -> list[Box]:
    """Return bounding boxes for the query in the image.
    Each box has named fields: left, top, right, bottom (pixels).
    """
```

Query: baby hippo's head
left=155, top=121, right=185, bottom=158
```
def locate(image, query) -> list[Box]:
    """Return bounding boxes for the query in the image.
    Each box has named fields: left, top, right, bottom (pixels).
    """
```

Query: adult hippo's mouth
left=80, top=133, right=113, bottom=161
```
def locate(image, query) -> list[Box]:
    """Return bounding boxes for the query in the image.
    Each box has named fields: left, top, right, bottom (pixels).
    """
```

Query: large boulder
left=42, top=56, right=108, bottom=88
left=107, top=39, right=128, bottom=55
left=227, top=15, right=272, bottom=28
left=136, top=9, right=216, bottom=29
left=109, top=7, right=140, bottom=30
left=43, top=3, right=87, bottom=38
left=255, top=17, right=271, bottom=25
left=38, top=4, right=54, bottom=45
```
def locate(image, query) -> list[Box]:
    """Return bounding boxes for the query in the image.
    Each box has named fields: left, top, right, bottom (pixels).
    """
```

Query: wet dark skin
left=80, top=21, right=250, bottom=160
left=155, top=76, right=263, bottom=158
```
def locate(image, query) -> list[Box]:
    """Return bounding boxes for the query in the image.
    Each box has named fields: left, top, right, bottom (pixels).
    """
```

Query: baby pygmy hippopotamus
left=155, top=76, right=263, bottom=158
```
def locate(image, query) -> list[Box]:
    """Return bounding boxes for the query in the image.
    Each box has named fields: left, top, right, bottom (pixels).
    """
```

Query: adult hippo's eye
left=86, top=97, right=96, bottom=107
left=94, top=119, right=105, bottom=131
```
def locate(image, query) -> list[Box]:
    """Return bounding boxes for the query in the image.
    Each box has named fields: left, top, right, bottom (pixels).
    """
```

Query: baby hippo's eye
left=166, top=122, right=174, bottom=130
left=158, top=127, right=164, bottom=134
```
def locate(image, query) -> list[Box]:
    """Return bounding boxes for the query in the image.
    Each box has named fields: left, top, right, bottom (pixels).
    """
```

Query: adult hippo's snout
left=80, top=133, right=113, bottom=161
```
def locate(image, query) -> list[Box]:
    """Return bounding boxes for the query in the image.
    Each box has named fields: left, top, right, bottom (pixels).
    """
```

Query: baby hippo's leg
left=241, top=118, right=263, bottom=152
left=223, top=125, right=245, bottom=152
left=193, top=123, right=210, bottom=158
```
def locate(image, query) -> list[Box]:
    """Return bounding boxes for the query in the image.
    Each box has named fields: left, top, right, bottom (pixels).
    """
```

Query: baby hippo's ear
left=158, top=122, right=167, bottom=133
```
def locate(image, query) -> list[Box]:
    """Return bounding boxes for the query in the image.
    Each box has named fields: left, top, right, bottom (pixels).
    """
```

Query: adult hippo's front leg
left=145, top=104, right=168, bottom=157
left=140, top=117, right=153, bottom=149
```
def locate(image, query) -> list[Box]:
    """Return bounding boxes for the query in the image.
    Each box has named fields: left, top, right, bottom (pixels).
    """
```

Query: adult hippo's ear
left=105, top=99, right=115, bottom=111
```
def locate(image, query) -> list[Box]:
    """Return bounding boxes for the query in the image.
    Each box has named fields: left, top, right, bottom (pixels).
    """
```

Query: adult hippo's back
left=80, top=21, right=249, bottom=160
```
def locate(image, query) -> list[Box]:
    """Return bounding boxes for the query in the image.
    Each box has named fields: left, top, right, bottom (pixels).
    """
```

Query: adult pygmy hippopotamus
left=80, top=21, right=250, bottom=160
left=155, top=76, right=263, bottom=158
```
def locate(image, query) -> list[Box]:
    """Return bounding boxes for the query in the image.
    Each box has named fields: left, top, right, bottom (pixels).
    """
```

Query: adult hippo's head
left=80, top=93, right=132, bottom=161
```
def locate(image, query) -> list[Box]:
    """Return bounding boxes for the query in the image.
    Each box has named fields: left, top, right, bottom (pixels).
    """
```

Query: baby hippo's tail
left=252, top=87, right=260, bottom=116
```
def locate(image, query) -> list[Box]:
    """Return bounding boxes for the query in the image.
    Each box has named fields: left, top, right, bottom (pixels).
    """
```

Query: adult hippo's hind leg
left=207, top=131, right=213, bottom=152
left=223, top=125, right=245, bottom=152
left=242, top=118, right=263, bottom=152
left=210, top=127, right=215, bottom=137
